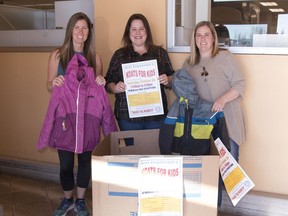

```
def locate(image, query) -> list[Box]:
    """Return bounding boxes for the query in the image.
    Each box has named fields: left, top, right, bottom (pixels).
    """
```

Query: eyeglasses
left=201, top=67, right=209, bottom=77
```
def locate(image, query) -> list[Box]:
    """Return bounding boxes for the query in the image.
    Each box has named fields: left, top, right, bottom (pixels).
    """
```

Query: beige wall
left=0, top=0, right=288, bottom=195
left=0, top=53, right=59, bottom=163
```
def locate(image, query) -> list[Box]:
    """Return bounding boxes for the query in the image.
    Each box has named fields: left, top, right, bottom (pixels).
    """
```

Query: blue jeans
left=117, top=118, right=164, bottom=145
left=218, top=138, right=239, bottom=207
left=229, top=139, right=239, bottom=162
left=117, top=118, right=164, bottom=130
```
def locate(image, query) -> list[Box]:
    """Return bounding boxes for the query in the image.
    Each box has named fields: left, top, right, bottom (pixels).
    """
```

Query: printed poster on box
left=122, top=59, right=164, bottom=118
left=138, top=157, right=183, bottom=216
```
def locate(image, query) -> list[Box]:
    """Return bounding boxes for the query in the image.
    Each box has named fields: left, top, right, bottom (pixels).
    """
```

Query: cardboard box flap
left=109, top=129, right=160, bottom=155
left=93, top=134, right=111, bottom=156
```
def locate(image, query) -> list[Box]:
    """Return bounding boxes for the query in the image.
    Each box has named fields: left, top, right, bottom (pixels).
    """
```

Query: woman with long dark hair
left=105, top=13, right=174, bottom=137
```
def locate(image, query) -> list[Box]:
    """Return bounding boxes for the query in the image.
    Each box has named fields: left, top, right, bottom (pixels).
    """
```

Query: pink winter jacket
left=37, top=53, right=117, bottom=153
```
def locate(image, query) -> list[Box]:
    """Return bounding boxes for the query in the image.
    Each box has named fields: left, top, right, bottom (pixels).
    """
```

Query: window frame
left=0, top=0, right=94, bottom=52
left=167, top=0, right=288, bottom=55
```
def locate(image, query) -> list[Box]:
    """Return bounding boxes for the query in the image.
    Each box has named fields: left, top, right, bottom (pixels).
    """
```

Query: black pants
left=58, top=150, right=92, bottom=191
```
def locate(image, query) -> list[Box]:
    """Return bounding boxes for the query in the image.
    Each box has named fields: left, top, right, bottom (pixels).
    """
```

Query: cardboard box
left=92, top=129, right=219, bottom=216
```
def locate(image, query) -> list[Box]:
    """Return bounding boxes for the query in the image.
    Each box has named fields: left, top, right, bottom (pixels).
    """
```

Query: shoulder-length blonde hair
left=189, top=21, right=219, bottom=66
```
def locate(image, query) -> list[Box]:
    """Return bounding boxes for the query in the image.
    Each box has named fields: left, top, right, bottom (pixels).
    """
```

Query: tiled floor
left=0, top=172, right=237, bottom=216
left=0, top=172, right=92, bottom=216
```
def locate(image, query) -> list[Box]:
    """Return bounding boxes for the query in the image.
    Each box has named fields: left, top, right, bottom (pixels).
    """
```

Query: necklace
left=201, top=66, right=209, bottom=77
left=199, top=65, right=209, bottom=82
left=198, top=57, right=212, bottom=82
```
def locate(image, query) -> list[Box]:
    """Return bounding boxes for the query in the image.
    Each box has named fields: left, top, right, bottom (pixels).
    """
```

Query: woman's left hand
left=158, top=74, right=169, bottom=86
left=96, top=75, right=106, bottom=86
left=212, top=98, right=226, bottom=112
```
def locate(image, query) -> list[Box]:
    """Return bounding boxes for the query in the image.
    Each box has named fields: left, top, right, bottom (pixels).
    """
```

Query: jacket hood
left=172, top=69, right=213, bottom=118
left=65, top=53, right=95, bottom=89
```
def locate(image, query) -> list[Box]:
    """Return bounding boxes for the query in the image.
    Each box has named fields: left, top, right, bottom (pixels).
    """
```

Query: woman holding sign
left=105, top=13, right=174, bottom=138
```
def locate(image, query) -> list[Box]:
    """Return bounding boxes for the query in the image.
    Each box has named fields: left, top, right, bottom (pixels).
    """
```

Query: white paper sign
left=122, top=60, right=164, bottom=118
left=214, top=138, right=255, bottom=206
left=138, top=157, right=183, bottom=216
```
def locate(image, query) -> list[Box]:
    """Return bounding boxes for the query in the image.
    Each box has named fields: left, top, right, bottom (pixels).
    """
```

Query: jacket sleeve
left=159, top=99, right=179, bottom=154
left=99, top=87, right=118, bottom=136
left=159, top=118, right=176, bottom=154
left=172, top=69, right=212, bottom=116
left=36, top=89, right=61, bottom=150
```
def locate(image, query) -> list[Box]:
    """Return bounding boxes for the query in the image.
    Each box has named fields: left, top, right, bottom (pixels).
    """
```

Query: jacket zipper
left=183, top=107, right=193, bottom=154
left=75, top=80, right=83, bottom=153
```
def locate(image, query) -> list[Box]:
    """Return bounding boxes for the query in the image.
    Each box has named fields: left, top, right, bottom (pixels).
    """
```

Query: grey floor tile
left=12, top=190, right=51, bottom=216
left=0, top=193, right=13, bottom=216
left=0, top=174, right=11, bottom=194
left=13, top=200, right=51, bottom=216
left=0, top=204, right=3, bottom=216
left=10, top=176, right=46, bottom=193
left=44, top=183, right=64, bottom=200
left=12, top=190, right=47, bottom=203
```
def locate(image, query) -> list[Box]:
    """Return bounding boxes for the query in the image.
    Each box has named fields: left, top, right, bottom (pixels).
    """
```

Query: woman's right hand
left=114, top=81, right=126, bottom=93
left=108, top=81, right=126, bottom=93
left=52, top=75, right=65, bottom=88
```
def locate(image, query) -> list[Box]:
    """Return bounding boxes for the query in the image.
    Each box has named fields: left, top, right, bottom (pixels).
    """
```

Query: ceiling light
left=269, top=8, right=285, bottom=12
left=260, top=2, right=278, bottom=7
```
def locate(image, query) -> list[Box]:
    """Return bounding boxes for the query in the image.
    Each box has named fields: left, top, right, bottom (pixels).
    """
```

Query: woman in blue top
left=45, top=12, right=105, bottom=216
left=47, top=13, right=105, bottom=92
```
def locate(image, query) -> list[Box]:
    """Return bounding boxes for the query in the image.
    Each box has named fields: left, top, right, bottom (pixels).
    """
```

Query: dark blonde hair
left=189, top=21, right=219, bottom=65
left=58, top=12, right=96, bottom=73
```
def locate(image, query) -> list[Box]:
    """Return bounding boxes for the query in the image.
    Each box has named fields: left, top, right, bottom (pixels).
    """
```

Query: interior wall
left=0, top=0, right=287, bottom=196
left=0, top=52, right=59, bottom=163
left=94, top=0, right=168, bottom=70
left=236, top=54, right=288, bottom=194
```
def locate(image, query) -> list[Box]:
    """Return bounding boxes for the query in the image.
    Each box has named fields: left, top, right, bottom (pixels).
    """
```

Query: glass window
left=0, top=0, right=94, bottom=50
left=167, top=0, right=288, bottom=54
